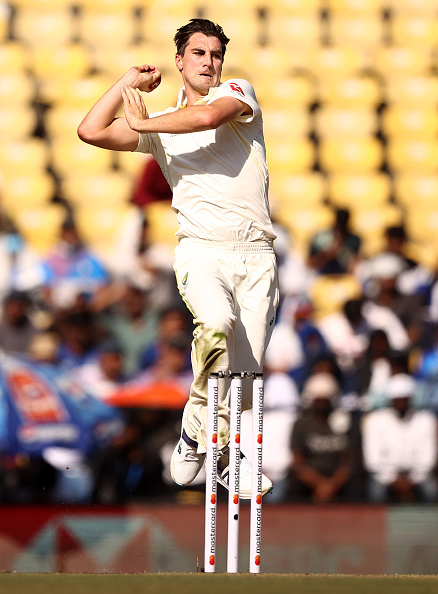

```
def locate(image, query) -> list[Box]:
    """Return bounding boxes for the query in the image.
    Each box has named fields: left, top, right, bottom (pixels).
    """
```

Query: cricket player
left=78, top=18, right=279, bottom=497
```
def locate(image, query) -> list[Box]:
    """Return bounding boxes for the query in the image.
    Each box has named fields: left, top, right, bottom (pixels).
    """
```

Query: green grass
left=2, top=573, right=438, bottom=594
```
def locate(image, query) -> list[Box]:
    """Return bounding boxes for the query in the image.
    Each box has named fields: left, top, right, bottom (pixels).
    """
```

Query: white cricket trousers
left=174, top=238, right=279, bottom=454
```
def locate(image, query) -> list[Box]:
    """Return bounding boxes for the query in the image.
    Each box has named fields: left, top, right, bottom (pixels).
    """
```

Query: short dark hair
left=174, top=18, right=230, bottom=58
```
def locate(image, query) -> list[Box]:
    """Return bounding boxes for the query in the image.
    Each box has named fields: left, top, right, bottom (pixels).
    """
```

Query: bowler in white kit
left=78, top=18, right=279, bottom=497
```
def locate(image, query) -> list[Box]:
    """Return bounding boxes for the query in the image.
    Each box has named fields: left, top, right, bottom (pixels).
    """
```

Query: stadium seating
left=50, top=138, right=114, bottom=178
left=269, top=172, right=326, bottom=211
left=11, top=205, right=67, bottom=254
left=327, top=173, right=391, bottom=211
left=381, top=107, right=438, bottom=138
left=318, top=137, right=383, bottom=173
left=0, top=173, right=55, bottom=216
left=394, top=174, right=438, bottom=209
left=61, top=172, right=133, bottom=207
left=308, top=274, right=363, bottom=319
left=0, top=0, right=438, bottom=267
left=314, top=106, right=378, bottom=137
left=0, top=106, right=37, bottom=141
left=328, top=14, right=384, bottom=50
left=13, top=8, right=76, bottom=48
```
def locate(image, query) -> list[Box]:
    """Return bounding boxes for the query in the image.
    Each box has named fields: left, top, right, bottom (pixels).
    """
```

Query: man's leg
left=173, top=240, right=237, bottom=454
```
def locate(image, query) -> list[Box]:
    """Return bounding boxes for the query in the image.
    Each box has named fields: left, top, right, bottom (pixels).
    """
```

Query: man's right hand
left=126, top=64, right=162, bottom=93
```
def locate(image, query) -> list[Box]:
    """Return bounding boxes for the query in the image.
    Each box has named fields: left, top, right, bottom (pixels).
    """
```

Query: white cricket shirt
left=134, top=79, right=276, bottom=243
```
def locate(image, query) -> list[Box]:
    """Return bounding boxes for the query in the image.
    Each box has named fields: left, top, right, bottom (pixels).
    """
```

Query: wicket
left=204, top=371, right=264, bottom=574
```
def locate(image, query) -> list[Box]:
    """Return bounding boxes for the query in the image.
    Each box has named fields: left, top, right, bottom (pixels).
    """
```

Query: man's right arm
left=77, top=65, right=161, bottom=152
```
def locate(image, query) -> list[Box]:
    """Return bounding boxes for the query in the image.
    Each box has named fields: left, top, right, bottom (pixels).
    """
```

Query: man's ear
left=175, top=53, right=183, bottom=72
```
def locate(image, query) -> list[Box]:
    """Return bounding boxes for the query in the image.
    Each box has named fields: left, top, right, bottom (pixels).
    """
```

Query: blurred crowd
left=0, top=177, right=438, bottom=507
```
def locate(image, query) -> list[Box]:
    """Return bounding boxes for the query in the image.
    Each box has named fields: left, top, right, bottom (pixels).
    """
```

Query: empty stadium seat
left=0, top=106, right=36, bottom=141
left=386, top=138, right=438, bottom=173
left=327, top=173, right=391, bottom=210
left=385, top=0, right=438, bottom=14
left=267, top=0, right=320, bottom=13
left=374, top=46, right=431, bottom=78
left=269, top=172, right=326, bottom=210
left=318, top=75, right=382, bottom=106
left=116, top=150, right=150, bottom=177
left=50, top=138, right=114, bottom=178
left=0, top=72, right=35, bottom=106
left=405, top=207, right=438, bottom=249
left=74, top=204, right=138, bottom=250
left=267, top=14, right=322, bottom=49
left=318, top=137, right=383, bottom=173
left=255, top=72, right=316, bottom=108
left=0, top=139, right=49, bottom=176
left=31, top=44, right=91, bottom=83
left=384, top=74, right=438, bottom=106
left=390, top=15, right=438, bottom=47
left=78, top=8, right=136, bottom=50
left=11, top=205, right=67, bottom=254
left=48, top=74, right=113, bottom=107
left=314, top=106, right=378, bottom=137
left=266, top=138, right=315, bottom=174
left=45, top=106, right=90, bottom=141
left=14, top=8, right=75, bottom=48
left=0, top=41, right=29, bottom=72
left=145, top=201, right=179, bottom=247
left=325, top=0, right=384, bottom=11
left=329, top=14, right=384, bottom=50
left=0, top=173, right=55, bottom=215
left=394, top=174, right=438, bottom=208
left=382, top=106, right=438, bottom=138
left=61, top=172, right=133, bottom=206
left=263, top=107, right=311, bottom=141
left=308, top=46, right=365, bottom=80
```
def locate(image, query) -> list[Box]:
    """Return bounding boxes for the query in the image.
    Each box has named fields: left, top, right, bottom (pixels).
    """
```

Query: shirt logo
left=182, top=272, right=189, bottom=287
left=229, top=83, right=244, bottom=96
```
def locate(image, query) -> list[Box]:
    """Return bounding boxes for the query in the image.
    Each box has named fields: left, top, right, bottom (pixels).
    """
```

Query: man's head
left=174, top=19, right=229, bottom=96
left=387, top=373, right=415, bottom=417
left=174, top=19, right=229, bottom=58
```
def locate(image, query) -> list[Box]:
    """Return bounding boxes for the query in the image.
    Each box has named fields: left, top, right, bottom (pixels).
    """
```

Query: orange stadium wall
left=1, top=504, right=438, bottom=575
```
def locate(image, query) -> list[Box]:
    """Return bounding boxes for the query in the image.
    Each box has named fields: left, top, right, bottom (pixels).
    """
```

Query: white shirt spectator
left=362, top=407, right=437, bottom=485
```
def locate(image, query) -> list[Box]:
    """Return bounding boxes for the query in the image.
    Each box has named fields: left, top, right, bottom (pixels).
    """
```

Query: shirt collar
left=176, top=83, right=222, bottom=108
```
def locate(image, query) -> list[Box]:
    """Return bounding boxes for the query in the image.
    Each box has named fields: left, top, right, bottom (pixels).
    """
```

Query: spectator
left=54, top=310, right=101, bottom=370
left=109, top=209, right=178, bottom=313
left=356, top=328, right=393, bottom=397
left=40, top=215, right=110, bottom=311
left=362, top=373, right=438, bottom=503
left=308, top=208, right=361, bottom=275
left=0, top=217, right=42, bottom=300
left=140, top=306, right=192, bottom=371
left=288, top=372, right=355, bottom=503
left=92, top=335, right=192, bottom=504
left=131, top=155, right=172, bottom=208
left=358, top=225, right=433, bottom=299
left=74, top=338, right=127, bottom=402
left=0, top=291, right=41, bottom=355
left=98, top=284, right=160, bottom=377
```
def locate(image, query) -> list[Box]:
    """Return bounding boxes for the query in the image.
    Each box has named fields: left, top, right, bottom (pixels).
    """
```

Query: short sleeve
left=210, top=79, right=261, bottom=123
left=134, top=131, right=154, bottom=154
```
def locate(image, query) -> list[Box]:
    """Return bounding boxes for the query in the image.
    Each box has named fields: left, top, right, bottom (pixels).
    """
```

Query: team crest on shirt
left=229, top=82, right=245, bottom=96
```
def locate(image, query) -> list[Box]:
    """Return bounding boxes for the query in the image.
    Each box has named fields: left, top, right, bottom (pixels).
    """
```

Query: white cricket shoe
left=217, top=448, right=273, bottom=500
left=170, top=430, right=205, bottom=486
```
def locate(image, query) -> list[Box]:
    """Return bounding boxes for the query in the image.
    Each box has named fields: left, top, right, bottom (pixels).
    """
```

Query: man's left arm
left=122, top=85, right=251, bottom=134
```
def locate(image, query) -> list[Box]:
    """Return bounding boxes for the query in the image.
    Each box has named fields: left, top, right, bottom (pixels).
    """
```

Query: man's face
left=175, top=32, right=223, bottom=96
